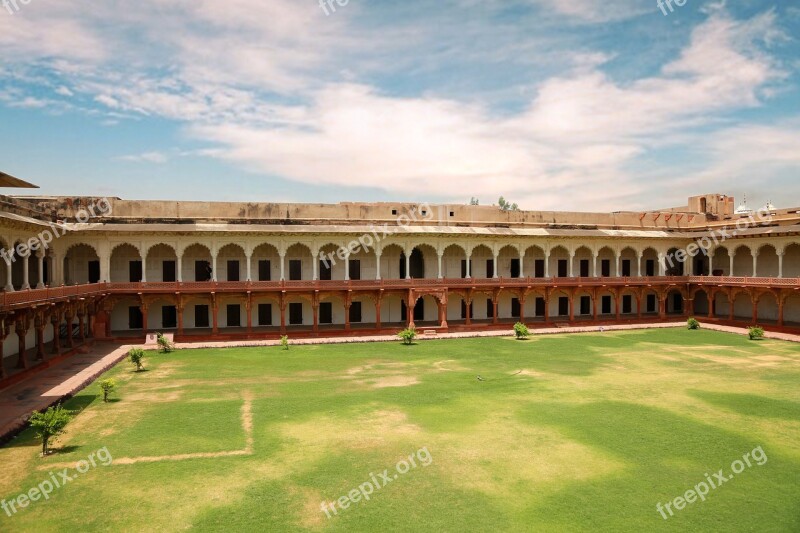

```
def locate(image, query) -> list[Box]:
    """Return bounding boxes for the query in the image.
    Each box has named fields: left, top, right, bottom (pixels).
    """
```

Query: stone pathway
left=2, top=320, right=798, bottom=443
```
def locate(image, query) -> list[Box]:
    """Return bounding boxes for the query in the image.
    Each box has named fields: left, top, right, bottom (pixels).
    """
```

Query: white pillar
left=466, top=251, right=472, bottom=279
left=778, top=252, right=784, bottom=278
left=245, top=252, right=252, bottom=282
left=493, top=253, right=499, bottom=279
left=568, top=253, right=574, bottom=278
left=375, top=251, right=382, bottom=280
left=345, top=252, right=351, bottom=281
left=544, top=251, right=550, bottom=278
left=279, top=252, right=286, bottom=281
left=177, top=255, right=183, bottom=282
left=729, top=255, right=734, bottom=277
left=593, top=254, right=598, bottom=278
left=637, top=254, right=642, bottom=278
left=518, top=253, right=524, bottom=278
left=751, top=252, right=758, bottom=278
left=658, top=254, right=666, bottom=276
left=211, top=251, right=218, bottom=281
left=36, top=253, right=45, bottom=288
left=312, top=250, right=319, bottom=281
left=405, top=251, right=411, bottom=280
left=4, top=259, right=13, bottom=292
left=615, top=254, right=621, bottom=277
left=437, top=252, right=443, bottom=279
left=21, top=254, right=30, bottom=289
left=141, top=248, right=148, bottom=283
left=707, top=254, right=714, bottom=277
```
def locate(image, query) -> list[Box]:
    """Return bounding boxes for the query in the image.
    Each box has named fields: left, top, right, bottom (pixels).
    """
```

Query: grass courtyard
left=1, top=329, right=799, bottom=532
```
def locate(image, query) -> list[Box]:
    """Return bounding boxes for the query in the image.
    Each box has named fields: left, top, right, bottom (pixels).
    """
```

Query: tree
left=29, top=404, right=74, bottom=456
left=397, top=328, right=418, bottom=346
left=128, top=348, right=145, bottom=371
left=280, top=335, right=289, bottom=350
left=469, top=197, right=480, bottom=206
left=157, top=333, right=174, bottom=353
left=99, top=379, right=116, bottom=402
left=498, top=196, right=519, bottom=211
left=514, top=322, right=530, bottom=339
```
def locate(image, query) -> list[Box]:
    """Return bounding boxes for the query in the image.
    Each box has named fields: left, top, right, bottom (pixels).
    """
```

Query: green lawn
left=2, top=329, right=799, bottom=532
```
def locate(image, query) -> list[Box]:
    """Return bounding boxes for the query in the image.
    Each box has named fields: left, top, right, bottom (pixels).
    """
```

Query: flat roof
left=0, top=172, right=38, bottom=189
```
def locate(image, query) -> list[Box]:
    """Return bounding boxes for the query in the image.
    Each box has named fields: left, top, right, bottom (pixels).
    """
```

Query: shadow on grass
left=689, top=390, right=800, bottom=421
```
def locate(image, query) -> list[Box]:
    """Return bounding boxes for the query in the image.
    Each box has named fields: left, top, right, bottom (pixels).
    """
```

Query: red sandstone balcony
left=1, top=276, right=798, bottom=311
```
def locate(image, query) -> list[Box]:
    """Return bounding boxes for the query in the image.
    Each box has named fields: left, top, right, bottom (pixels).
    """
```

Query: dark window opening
left=319, top=302, right=333, bottom=324
left=258, top=303, right=272, bottom=326
left=535, top=260, right=545, bottom=278
left=227, top=260, right=240, bottom=282
left=601, top=260, right=611, bottom=277
left=623, top=295, right=633, bottom=314
left=195, top=305, right=209, bottom=328
left=580, top=296, right=591, bottom=315
left=511, top=298, right=521, bottom=318
left=88, top=260, right=100, bottom=283
left=195, top=260, right=212, bottom=282
left=349, top=301, right=362, bottom=323
left=535, top=297, right=545, bottom=317
left=258, top=260, right=271, bottom=281
left=226, top=304, right=241, bottom=327
left=510, top=259, right=521, bottom=278
left=129, top=260, right=143, bottom=283
left=162, top=306, right=177, bottom=329
left=558, top=297, right=569, bottom=316
left=289, top=302, right=303, bottom=324
left=289, top=260, right=302, bottom=281
left=128, top=306, right=143, bottom=329
left=557, top=259, right=568, bottom=278
left=162, top=260, right=176, bottom=282
left=580, top=259, right=590, bottom=278
left=486, top=298, right=494, bottom=318
left=602, top=296, right=612, bottom=314
left=622, top=260, right=631, bottom=277
left=319, top=260, right=332, bottom=281
left=349, top=260, right=361, bottom=280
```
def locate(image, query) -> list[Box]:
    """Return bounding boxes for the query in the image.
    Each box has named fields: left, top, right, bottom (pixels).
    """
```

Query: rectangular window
left=623, top=295, right=633, bottom=314
left=558, top=297, right=569, bottom=316
left=349, top=260, right=361, bottom=280
left=486, top=259, right=494, bottom=279
left=486, top=298, right=494, bottom=318
left=535, top=260, right=545, bottom=278
left=128, top=306, right=143, bottom=329
left=510, top=259, right=521, bottom=278
left=227, top=260, right=240, bottom=282
left=195, top=305, right=209, bottom=328
left=289, top=260, right=302, bottom=281
left=557, top=259, right=568, bottom=278
left=511, top=298, right=521, bottom=318
left=535, top=297, right=545, bottom=317
left=289, top=302, right=304, bottom=324
left=226, top=304, right=241, bottom=327
left=162, top=306, right=177, bottom=329
left=319, top=302, right=332, bottom=324
left=647, top=294, right=657, bottom=313
left=580, top=296, right=591, bottom=315
left=129, top=260, right=143, bottom=283
left=622, top=259, right=631, bottom=277
left=88, top=260, right=100, bottom=283
left=646, top=259, right=656, bottom=277
left=601, top=260, right=611, bottom=277
left=349, top=301, right=362, bottom=323
left=258, top=260, right=271, bottom=281
left=258, top=303, right=272, bottom=326
left=319, top=260, right=332, bottom=280
left=580, top=259, right=590, bottom=278
left=195, top=260, right=211, bottom=282
left=602, top=295, right=612, bottom=314
left=162, top=260, right=176, bottom=282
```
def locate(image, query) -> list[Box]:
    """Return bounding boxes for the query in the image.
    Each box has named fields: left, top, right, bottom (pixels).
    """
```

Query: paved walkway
left=2, top=321, right=798, bottom=443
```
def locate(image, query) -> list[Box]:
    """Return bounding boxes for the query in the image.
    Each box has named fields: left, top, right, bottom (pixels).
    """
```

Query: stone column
left=21, top=255, right=30, bottom=290
left=36, top=253, right=45, bottom=288
left=437, top=252, right=443, bottom=280
left=751, top=251, right=758, bottom=278
left=15, top=315, right=29, bottom=369
left=50, top=311, right=61, bottom=355
left=375, top=250, right=382, bottom=281
left=777, top=251, right=784, bottom=279
left=708, top=254, right=714, bottom=277
left=279, top=252, right=286, bottom=282
left=592, top=254, right=598, bottom=278
left=375, top=295, right=382, bottom=331
left=492, top=252, right=499, bottom=279
left=544, top=251, right=550, bottom=278
left=4, top=259, right=13, bottom=292
left=245, top=252, right=253, bottom=282
left=405, top=251, right=411, bottom=280
left=637, top=254, right=642, bottom=278
left=176, top=255, right=183, bottom=282
left=64, top=308, right=74, bottom=348
left=518, top=253, right=525, bottom=279
left=568, top=253, right=574, bottom=278
left=729, top=255, right=734, bottom=277
left=465, top=251, right=471, bottom=279
left=211, top=250, right=218, bottom=282
left=344, top=252, right=351, bottom=281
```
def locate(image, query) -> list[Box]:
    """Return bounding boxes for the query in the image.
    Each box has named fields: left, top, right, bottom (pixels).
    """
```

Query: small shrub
left=749, top=326, right=765, bottom=340
left=280, top=335, right=289, bottom=350
left=157, top=333, right=174, bottom=353
left=513, top=322, right=530, bottom=339
left=28, top=404, right=74, bottom=456
left=398, top=328, right=417, bottom=346
left=128, top=348, right=145, bottom=371
left=687, top=318, right=700, bottom=330
left=99, top=378, right=116, bottom=403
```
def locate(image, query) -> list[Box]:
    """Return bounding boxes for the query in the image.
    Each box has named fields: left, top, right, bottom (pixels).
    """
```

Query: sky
left=0, top=0, right=798, bottom=212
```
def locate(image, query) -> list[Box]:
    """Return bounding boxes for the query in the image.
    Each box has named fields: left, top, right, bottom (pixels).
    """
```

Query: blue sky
left=0, top=0, right=798, bottom=211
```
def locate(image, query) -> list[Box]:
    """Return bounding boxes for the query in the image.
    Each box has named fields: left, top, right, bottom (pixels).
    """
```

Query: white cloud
left=118, top=151, right=169, bottom=164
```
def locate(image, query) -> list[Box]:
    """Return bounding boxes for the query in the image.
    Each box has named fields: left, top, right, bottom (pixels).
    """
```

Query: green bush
left=514, top=322, right=530, bottom=339
left=28, top=404, right=74, bottom=456
left=398, top=328, right=417, bottom=346
left=128, top=348, right=145, bottom=371
left=157, top=333, right=174, bottom=353
left=280, top=335, right=289, bottom=350
left=749, top=326, right=765, bottom=340
left=687, top=318, right=700, bottom=330
left=99, top=378, right=116, bottom=403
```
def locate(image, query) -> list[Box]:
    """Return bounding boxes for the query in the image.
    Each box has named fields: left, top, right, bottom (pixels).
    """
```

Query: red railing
left=2, top=276, right=798, bottom=310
